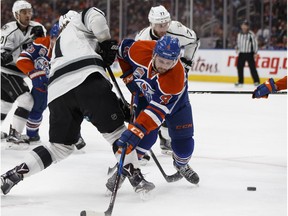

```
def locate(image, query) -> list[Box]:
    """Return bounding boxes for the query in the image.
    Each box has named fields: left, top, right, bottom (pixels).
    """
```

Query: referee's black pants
left=237, top=52, right=260, bottom=84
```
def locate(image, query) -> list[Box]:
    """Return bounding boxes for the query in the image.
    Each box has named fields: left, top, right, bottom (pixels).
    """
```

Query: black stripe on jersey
left=81, top=7, right=105, bottom=26
left=167, top=31, right=194, bottom=40
left=48, top=58, right=105, bottom=85
left=149, top=29, right=159, bottom=40
left=81, top=8, right=90, bottom=25
left=54, top=36, right=63, bottom=58
left=93, top=7, right=105, bottom=16
left=2, top=64, right=23, bottom=73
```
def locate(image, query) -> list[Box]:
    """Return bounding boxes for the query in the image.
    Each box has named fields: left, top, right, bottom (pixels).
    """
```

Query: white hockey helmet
left=12, top=0, right=32, bottom=20
left=59, top=10, right=78, bottom=29
left=148, top=5, right=171, bottom=24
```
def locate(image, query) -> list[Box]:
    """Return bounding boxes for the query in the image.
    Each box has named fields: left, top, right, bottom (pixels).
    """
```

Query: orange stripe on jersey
left=135, top=111, right=159, bottom=133
left=34, top=36, right=51, bottom=50
left=275, top=76, right=287, bottom=91
left=118, top=57, right=132, bottom=74
left=157, top=61, right=185, bottom=95
left=129, top=40, right=156, bottom=68
left=16, top=58, right=34, bottom=74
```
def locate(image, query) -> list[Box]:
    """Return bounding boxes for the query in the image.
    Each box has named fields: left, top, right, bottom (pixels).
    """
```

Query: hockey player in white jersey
left=1, top=6, right=154, bottom=196
left=1, top=0, right=46, bottom=143
left=135, top=5, right=200, bottom=157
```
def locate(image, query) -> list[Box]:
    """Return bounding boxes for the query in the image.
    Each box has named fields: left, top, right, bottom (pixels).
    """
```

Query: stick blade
left=80, top=210, right=105, bottom=216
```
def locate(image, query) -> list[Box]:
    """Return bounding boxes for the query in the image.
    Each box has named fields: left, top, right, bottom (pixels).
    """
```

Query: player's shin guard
left=172, top=137, right=199, bottom=184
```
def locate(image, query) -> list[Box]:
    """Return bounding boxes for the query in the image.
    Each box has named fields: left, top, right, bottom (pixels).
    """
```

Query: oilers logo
left=134, top=67, right=145, bottom=79
left=135, top=79, right=154, bottom=102
left=34, top=56, right=50, bottom=75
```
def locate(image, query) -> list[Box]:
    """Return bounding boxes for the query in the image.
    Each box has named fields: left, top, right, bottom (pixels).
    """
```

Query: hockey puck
left=247, top=187, right=256, bottom=191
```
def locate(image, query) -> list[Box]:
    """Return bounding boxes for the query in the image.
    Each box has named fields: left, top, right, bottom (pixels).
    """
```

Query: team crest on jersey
left=34, top=56, right=50, bottom=75
left=26, top=44, right=35, bottom=53
left=39, top=47, right=47, bottom=56
left=135, top=79, right=154, bottom=102
left=134, top=67, right=145, bottom=79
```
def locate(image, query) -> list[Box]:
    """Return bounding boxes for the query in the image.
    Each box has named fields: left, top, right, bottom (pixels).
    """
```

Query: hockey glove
left=31, top=26, right=45, bottom=38
left=252, top=78, right=277, bottom=99
left=118, top=98, right=131, bottom=123
left=1, top=51, right=13, bottom=65
left=180, top=57, right=193, bottom=73
left=98, top=40, right=119, bottom=66
left=115, top=123, right=146, bottom=154
left=28, top=70, right=48, bottom=92
left=120, top=71, right=140, bottom=95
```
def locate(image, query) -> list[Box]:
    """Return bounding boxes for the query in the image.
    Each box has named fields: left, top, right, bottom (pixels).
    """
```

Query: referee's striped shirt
left=236, top=30, right=258, bottom=53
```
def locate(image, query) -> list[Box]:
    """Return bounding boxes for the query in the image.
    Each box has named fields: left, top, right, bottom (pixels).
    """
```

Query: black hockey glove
left=1, top=51, right=13, bottom=65
left=98, top=40, right=119, bottom=66
left=118, top=98, right=131, bottom=123
left=31, top=26, right=45, bottom=38
left=180, top=57, right=193, bottom=73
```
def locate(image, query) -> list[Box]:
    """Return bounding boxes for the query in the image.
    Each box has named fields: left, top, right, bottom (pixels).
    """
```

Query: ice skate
left=21, top=134, right=41, bottom=143
left=1, top=163, right=29, bottom=195
left=74, top=136, right=86, bottom=150
left=105, top=168, right=126, bottom=193
left=159, top=130, right=172, bottom=155
left=106, top=163, right=155, bottom=195
left=6, top=125, right=29, bottom=145
left=174, top=162, right=199, bottom=184
left=1, top=131, right=8, bottom=139
left=126, top=164, right=155, bottom=194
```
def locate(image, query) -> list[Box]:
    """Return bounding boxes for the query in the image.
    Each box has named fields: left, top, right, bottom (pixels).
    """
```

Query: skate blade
left=139, top=159, right=148, bottom=166
left=161, top=149, right=172, bottom=155
left=137, top=189, right=154, bottom=201
left=5, top=142, right=30, bottom=150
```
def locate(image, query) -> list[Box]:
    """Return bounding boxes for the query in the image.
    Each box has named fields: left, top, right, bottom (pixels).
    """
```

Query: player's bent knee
left=16, top=92, right=34, bottom=111
left=1, top=100, right=13, bottom=115
left=46, top=142, right=75, bottom=163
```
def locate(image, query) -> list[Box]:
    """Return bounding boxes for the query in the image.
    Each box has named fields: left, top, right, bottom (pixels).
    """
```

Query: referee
left=235, top=20, right=260, bottom=87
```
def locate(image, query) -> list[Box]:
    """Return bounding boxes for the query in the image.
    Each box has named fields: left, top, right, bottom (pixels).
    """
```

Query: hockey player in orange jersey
left=106, top=35, right=199, bottom=192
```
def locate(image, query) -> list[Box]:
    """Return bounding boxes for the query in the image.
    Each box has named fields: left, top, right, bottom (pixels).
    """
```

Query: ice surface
left=1, top=80, right=287, bottom=216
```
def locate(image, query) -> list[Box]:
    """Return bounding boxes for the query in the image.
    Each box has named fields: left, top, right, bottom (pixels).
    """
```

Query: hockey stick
left=80, top=146, right=127, bottom=216
left=188, top=90, right=287, bottom=95
left=149, top=149, right=183, bottom=183
left=106, top=66, right=129, bottom=106
left=7, top=34, right=35, bottom=55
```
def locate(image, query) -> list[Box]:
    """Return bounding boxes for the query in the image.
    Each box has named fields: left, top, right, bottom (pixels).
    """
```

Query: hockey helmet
left=12, top=0, right=32, bottom=20
left=50, top=22, right=60, bottom=38
left=153, top=35, right=181, bottom=61
left=148, top=5, right=171, bottom=24
left=59, top=10, right=78, bottom=29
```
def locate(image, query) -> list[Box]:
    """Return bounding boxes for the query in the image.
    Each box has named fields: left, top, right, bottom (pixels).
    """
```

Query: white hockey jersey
left=48, top=7, right=111, bottom=104
left=1, top=21, right=46, bottom=77
left=135, top=21, right=200, bottom=62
